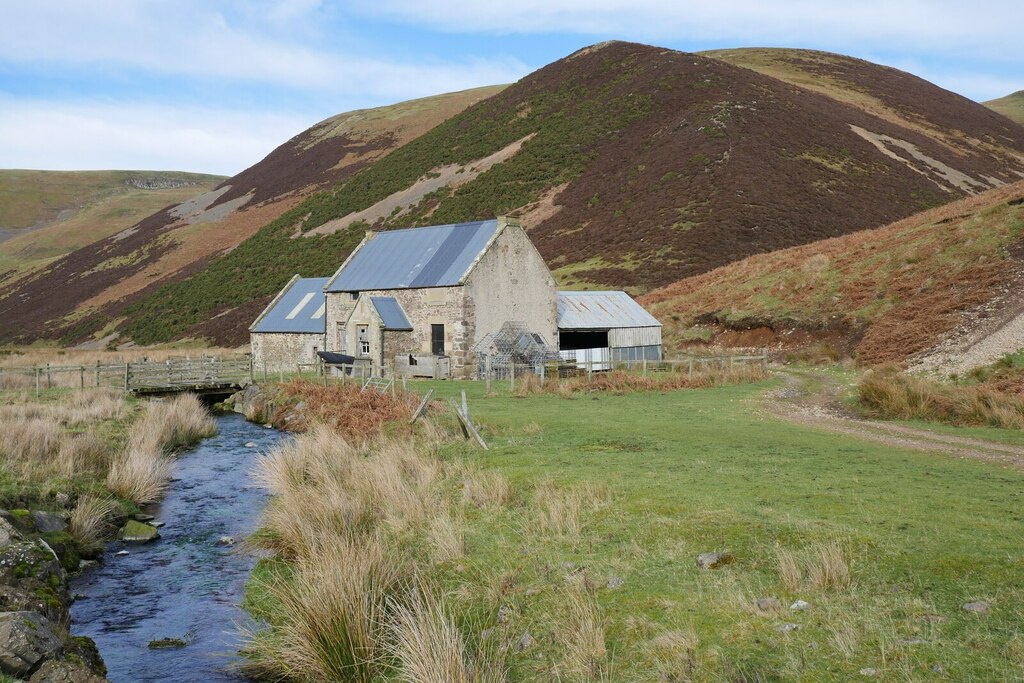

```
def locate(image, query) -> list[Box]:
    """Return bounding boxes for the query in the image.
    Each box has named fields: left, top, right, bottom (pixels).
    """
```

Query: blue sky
left=1, top=0, right=1021, bottom=176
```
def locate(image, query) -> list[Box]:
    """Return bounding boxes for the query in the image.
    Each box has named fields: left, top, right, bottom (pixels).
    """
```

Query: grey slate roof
left=251, top=277, right=329, bottom=334
left=556, top=291, right=661, bottom=330
left=326, top=220, right=500, bottom=292
left=370, top=297, right=413, bottom=330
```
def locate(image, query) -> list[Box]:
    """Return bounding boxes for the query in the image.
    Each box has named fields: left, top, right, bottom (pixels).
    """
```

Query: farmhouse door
left=431, top=324, right=445, bottom=356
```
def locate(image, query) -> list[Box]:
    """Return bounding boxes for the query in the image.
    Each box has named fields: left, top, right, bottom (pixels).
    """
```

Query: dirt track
left=762, top=369, right=1024, bottom=470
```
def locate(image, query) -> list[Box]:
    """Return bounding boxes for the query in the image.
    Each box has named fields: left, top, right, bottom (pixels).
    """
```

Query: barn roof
left=370, top=297, right=413, bottom=331
left=326, top=219, right=501, bottom=292
left=556, top=291, right=661, bottom=330
left=250, top=276, right=329, bottom=334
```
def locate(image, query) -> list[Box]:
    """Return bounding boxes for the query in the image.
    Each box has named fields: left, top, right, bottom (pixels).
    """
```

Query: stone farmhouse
left=249, top=217, right=662, bottom=378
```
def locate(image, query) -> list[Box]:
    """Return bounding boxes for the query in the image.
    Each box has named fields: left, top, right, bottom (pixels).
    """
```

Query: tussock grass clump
left=69, top=494, right=117, bottom=554
left=558, top=586, right=609, bottom=680
left=648, top=629, right=699, bottom=681
left=106, top=394, right=216, bottom=504
left=858, top=367, right=1024, bottom=429
left=462, top=467, right=514, bottom=508
left=776, top=542, right=852, bottom=593
left=533, top=480, right=585, bottom=538
left=388, top=590, right=506, bottom=683
left=0, top=416, right=64, bottom=464
left=245, top=537, right=404, bottom=682
left=428, top=510, right=465, bottom=564
left=57, top=430, right=112, bottom=478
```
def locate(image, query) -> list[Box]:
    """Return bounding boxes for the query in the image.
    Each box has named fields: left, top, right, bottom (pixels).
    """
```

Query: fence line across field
left=2, top=350, right=768, bottom=397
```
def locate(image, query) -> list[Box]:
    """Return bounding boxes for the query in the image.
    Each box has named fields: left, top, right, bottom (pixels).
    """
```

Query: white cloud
left=356, top=0, right=1023, bottom=63
left=0, top=99, right=314, bottom=175
left=0, top=1, right=526, bottom=98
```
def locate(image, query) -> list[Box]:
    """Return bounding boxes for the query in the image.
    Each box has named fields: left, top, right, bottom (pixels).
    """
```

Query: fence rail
left=1, top=355, right=252, bottom=396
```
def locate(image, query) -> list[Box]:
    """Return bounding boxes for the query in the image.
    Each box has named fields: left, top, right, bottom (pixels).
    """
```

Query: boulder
left=755, top=597, right=782, bottom=613
left=696, top=551, right=735, bottom=570
left=606, top=576, right=625, bottom=590
left=54, top=494, right=72, bottom=510
left=0, top=611, right=63, bottom=677
left=31, top=512, right=67, bottom=535
left=29, top=659, right=107, bottom=683
left=790, top=600, right=811, bottom=611
left=40, top=533, right=80, bottom=574
left=118, top=521, right=159, bottom=543
left=0, top=519, right=22, bottom=549
left=7, top=510, right=37, bottom=534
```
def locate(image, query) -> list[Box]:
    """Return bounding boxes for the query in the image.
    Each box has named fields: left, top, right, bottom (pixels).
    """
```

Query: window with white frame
left=357, top=325, right=370, bottom=356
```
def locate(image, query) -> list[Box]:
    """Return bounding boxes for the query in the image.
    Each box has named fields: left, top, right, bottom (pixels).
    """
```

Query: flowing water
left=71, top=413, right=283, bottom=682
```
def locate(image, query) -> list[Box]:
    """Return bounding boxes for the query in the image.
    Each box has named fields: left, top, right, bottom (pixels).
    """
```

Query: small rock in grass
left=525, top=588, right=542, bottom=597
left=898, top=637, right=927, bottom=645
left=515, top=632, right=534, bottom=652
left=497, top=604, right=512, bottom=624
left=921, top=614, right=948, bottom=623
left=55, top=492, right=71, bottom=509
left=216, top=536, right=235, bottom=547
left=606, top=576, right=624, bottom=590
left=756, top=597, right=782, bottom=613
left=790, top=599, right=811, bottom=611
left=244, top=441, right=257, bottom=448
left=696, top=551, right=735, bottom=570
left=775, top=623, right=800, bottom=633
left=932, top=664, right=947, bottom=675
left=119, top=520, right=159, bottom=543
left=962, top=600, right=990, bottom=613
left=859, top=668, right=879, bottom=677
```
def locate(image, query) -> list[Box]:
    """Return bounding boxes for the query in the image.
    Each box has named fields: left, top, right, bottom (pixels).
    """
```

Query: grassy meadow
left=245, top=375, right=1024, bottom=681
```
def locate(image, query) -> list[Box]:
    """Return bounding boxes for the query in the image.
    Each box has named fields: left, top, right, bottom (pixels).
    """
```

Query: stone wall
left=250, top=332, right=325, bottom=373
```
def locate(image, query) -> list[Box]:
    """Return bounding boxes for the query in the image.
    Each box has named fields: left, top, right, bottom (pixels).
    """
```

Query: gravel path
left=762, top=370, right=1024, bottom=470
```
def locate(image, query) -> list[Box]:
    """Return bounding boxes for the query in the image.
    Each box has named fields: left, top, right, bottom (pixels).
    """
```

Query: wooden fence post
left=35, top=367, right=40, bottom=399
left=46, top=363, right=51, bottom=389
left=95, top=360, right=100, bottom=387
left=688, top=357, right=693, bottom=379
left=123, top=363, right=129, bottom=392
left=79, top=366, right=85, bottom=389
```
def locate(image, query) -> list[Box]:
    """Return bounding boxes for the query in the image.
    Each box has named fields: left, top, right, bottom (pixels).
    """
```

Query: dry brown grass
left=558, top=587, right=609, bottom=680
left=533, top=366, right=768, bottom=398
left=428, top=510, right=465, bottom=564
left=858, top=367, right=1024, bottom=429
left=462, top=467, right=514, bottom=509
left=246, top=535, right=404, bottom=682
left=68, top=494, right=117, bottom=554
left=776, top=542, right=852, bottom=593
left=775, top=548, right=803, bottom=593
left=533, top=480, right=585, bottom=538
left=388, top=590, right=506, bottom=683
left=106, top=393, right=216, bottom=503
left=648, top=629, right=699, bottom=682
left=279, top=380, right=418, bottom=442
left=807, top=542, right=852, bottom=591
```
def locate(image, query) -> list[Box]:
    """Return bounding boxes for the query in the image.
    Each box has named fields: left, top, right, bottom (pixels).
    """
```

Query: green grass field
left=396, top=378, right=1024, bottom=681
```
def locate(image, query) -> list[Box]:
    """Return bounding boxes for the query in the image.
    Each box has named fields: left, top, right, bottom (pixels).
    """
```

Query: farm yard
left=238, top=367, right=1024, bottom=682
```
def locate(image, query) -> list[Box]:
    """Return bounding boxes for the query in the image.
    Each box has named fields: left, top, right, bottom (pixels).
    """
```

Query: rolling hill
left=641, top=180, right=1024, bottom=368
left=0, top=86, right=506, bottom=345
left=985, top=90, right=1024, bottom=126
left=0, top=170, right=224, bottom=281
left=2, top=42, right=1023, bottom=347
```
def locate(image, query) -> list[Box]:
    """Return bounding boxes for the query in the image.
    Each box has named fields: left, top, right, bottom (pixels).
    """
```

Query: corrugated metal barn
left=249, top=275, right=328, bottom=372
left=557, top=291, right=662, bottom=368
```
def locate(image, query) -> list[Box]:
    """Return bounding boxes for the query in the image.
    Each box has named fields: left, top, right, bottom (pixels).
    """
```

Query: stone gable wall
left=251, top=332, right=325, bottom=372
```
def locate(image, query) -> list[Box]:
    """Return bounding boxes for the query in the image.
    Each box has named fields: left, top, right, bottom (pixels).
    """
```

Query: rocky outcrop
left=0, top=516, right=108, bottom=681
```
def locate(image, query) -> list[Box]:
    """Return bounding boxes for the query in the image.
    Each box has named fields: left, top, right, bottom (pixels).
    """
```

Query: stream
left=70, top=412, right=284, bottom=682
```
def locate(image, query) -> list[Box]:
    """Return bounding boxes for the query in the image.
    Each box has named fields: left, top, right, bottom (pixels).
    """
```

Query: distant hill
left=642, top=181, right=1024, bottom=367
left=0, top=86, right=506, bottom=345
left=985, top=90, right=1024, bottom=125
left=0, top=170, right=224, bottom=281
left=2, top=42, right=1023, bottom=347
